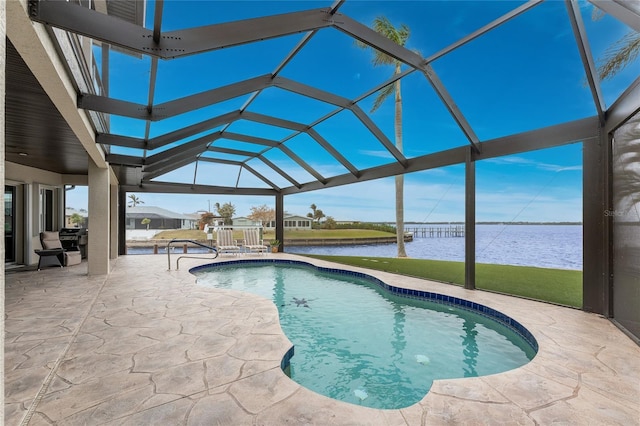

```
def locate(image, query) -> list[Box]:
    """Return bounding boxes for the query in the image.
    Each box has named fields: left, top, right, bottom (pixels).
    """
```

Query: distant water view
left=286, top=225, right=582, bottom=271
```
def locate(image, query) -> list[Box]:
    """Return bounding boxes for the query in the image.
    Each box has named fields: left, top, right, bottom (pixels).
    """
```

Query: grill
left=59, top=228, right=88, bottom=259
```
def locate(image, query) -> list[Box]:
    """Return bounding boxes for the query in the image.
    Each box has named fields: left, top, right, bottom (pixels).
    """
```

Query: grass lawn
left=302, top=255, right=583, bottom=308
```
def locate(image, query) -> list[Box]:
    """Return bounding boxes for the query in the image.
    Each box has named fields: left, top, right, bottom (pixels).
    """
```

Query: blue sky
left=67, top=1, right=639, bottom=222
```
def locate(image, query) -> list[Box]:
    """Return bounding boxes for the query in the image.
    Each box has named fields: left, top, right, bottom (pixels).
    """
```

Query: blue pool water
left=192, top=260, right=537, bottom=409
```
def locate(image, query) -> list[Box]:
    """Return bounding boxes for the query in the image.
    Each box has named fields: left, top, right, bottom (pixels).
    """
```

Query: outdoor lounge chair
left=215, top=229, right=240, bottom=255
left=35, top=231, right=82, bottom=270
left=243, top=228, right=268, bottom=255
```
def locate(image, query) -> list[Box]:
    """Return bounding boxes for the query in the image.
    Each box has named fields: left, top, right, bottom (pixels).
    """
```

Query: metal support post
left=275, top=193, right=284, bottom=252
left=465, top=147, right=476, bottom=290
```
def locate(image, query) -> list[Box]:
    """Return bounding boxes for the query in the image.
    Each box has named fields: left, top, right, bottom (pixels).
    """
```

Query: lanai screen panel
left=612, top=111, right=640, bottom=340
left=431, top=1, right=597, bottom=141
left=359, top=71, right=472, bottom=158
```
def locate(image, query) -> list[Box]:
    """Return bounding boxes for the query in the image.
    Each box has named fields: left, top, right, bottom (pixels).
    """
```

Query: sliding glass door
left=5, top=186, right=16, bottom=263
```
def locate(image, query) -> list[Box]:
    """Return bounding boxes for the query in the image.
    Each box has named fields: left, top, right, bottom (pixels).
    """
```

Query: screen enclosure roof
left=22, top=0, right=640, bottom=196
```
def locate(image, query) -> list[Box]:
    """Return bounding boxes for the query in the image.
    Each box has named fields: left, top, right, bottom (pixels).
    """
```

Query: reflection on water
left=462, top=319, right=478, bottom=377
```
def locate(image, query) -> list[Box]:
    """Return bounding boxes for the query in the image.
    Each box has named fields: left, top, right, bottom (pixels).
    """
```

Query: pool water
left=193, top=262, right=536, bottom=409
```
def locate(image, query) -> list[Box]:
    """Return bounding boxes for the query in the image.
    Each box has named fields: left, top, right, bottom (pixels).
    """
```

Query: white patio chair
left=243, top=228, right=268, bottom=255
left=215, top=229, right=240, bottom=255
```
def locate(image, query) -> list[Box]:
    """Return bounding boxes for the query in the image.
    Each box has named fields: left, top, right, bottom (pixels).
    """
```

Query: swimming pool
left=192, top=259, right=537, bottom=409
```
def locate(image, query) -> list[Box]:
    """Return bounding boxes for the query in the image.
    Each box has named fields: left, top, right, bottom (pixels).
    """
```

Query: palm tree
left=128, top=194, right=144, bottom=207
left=358, top=16, right=410, bottom=257
left=307, top=203, right=326, bottom=225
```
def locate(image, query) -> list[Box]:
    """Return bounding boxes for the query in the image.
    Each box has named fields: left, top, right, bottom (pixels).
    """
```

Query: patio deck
left=5, top=254, right=639, bottom=425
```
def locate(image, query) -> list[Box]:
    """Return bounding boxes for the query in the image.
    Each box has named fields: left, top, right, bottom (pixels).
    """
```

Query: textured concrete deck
left=5, top=254, right=640, bottom=425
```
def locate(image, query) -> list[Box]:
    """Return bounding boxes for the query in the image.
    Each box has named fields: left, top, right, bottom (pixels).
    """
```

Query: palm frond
left=355, top=36, right=394, bottom=68
left=372, top=52, right=396, bottom=67
left=591, top=7, right=605, bottom=21
left=370, top=83, right=395, bottom=113
left=598, top=31, right=640, bottom=81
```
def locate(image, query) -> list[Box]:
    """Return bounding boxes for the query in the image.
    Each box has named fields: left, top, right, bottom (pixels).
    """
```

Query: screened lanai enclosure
left=4, top=0, right=639, bottom=340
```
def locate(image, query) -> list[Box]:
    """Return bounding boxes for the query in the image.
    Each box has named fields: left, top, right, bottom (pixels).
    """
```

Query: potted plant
left=270, top=239, right=280, bottom=253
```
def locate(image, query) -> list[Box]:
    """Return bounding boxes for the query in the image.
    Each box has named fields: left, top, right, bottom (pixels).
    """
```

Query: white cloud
left=359, top=149, right=394, bottom=159
left=483, top=156, right=582, bottom=173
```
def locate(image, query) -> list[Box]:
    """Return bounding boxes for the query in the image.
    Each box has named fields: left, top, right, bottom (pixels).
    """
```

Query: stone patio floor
left=4, top=253, right=640, bottom=425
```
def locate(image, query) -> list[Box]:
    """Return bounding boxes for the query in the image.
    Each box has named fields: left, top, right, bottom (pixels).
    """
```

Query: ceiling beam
left=29, top=0, right=156, bottom=57
left=256, top=78, right=410, bottom=169
left=214, top=131, right=326, bottom=184
left=221, top=131, right=280, bottom=147
left=206, top=146, right=260, bottom=158
left=351, top=105, right=407, bottom=165
left=78, top=94, right=151, bottom=120
left=281, top=146, right=467, bottom=195
left=159, top=8, right=334, bottom=58
left=332, top=13, right=480, bottom=153
left=149, top=110, right=241, bottom=150
left=241, top=163, right=281, bottom=190
left=122, top=116, right=600, bottom=195
left=332, top=13, right=425, bottom=69
left=152, top=0, right=163, bottom=43
left=274, top=77, right=352, bottom=108
left=154, top=74, right=273, bottom=118
left=306, top=129, right=360, bottom=177
left=97, top=111, right=241, bottom=150
left=241, top=111, right=307, bottom=132
left=241, top=111, right=360, bottom=176
left=29, top=2, right=335, bottom=59
left=121, top=181, right=278, bottom=196
left=421, top=65, right=480, bottom=153
left=279, top=145, right=327, bottom=184
left=258, top=155, right=302, bottom=188
left=105, top=154, right=144, bottom=166
left=281, top=116, right=600, bottom=195
left=143, top=132, right=222, bottom=173
left=97, top=134, right=146, bottom=149
left=476, top=116, right=599, bottom=160
left=142, top=156, right=196, bottom=181
left=78, top=76, right=272, bottom=121
left=353, top=68, right=415, bottom=103
left=198, top=156, right=280, bottom=190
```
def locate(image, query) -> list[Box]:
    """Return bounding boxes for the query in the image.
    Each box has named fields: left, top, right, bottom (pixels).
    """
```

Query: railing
left=167, top=239, right=218, bottom=270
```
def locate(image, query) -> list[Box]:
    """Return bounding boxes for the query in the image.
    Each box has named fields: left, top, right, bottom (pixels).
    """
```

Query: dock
left=405, top=226, right=465, bottom=238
